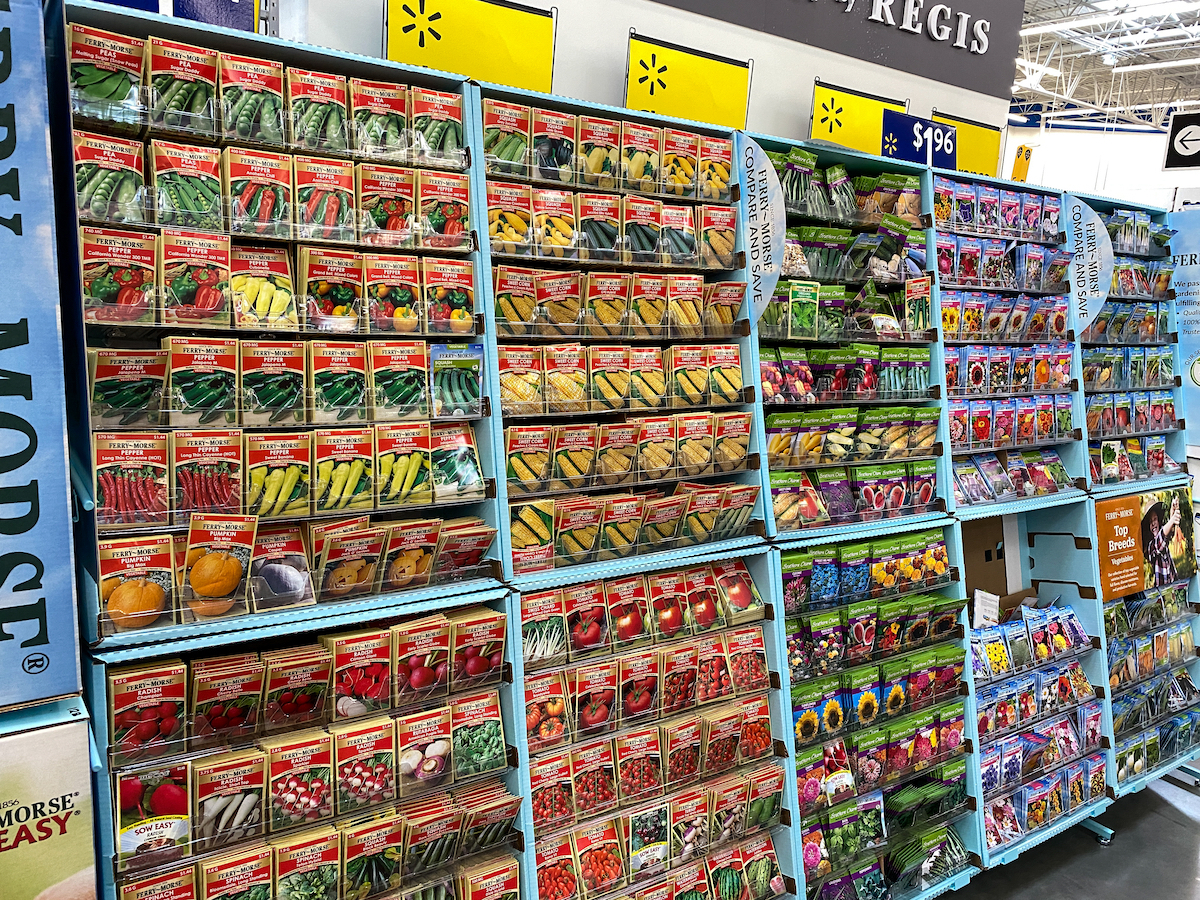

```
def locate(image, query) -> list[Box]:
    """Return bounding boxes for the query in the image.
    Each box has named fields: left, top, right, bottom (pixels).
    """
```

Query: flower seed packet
left=953, top=458, right=994, bottom=504
left=975, top=453, right=1016, bottom=500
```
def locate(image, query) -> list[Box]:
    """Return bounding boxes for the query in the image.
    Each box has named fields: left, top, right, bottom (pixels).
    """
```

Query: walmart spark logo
left=638, top=54, right=668, bottom=96
left=819, top=95, right=844, bottom=134
left=400, top=0, right=442, bottom=48
left=883, top=132, right=898, bottom=155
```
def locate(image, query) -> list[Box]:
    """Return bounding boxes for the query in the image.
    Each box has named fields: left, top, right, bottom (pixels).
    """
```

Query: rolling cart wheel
left=1096, top=835, right=1112, bottom=846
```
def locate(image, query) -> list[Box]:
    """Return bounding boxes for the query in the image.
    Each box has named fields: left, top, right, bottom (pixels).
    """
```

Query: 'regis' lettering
left=858, top=0, right=993, bottom=55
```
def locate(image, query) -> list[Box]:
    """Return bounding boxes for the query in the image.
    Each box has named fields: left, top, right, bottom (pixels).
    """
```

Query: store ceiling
left=1015, top=0, right=1200, bottom=130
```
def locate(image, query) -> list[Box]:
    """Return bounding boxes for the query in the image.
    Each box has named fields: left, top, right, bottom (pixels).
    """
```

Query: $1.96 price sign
left=881, top=109, right=957, bottom=170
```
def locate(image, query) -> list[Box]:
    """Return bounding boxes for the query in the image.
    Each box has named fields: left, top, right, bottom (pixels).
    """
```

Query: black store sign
left=645, top=0, right=1024, bottom=100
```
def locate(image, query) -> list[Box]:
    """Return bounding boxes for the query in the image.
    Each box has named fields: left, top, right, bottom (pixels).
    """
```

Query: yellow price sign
left=932, top=111, right=1001, bottom=177
left=385, top=0, right=554, bottom=93
left=809, top=82, right=905, bottom=156
left=624, top=34, right=750, bottom=129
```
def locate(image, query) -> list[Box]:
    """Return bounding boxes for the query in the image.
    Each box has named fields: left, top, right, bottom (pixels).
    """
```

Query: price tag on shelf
left=881, top=109, right=957, bottom=170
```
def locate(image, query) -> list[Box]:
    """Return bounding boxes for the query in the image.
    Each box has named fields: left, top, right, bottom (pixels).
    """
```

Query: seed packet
left=969, top=399, right=994, bottom=450
left=982, top=240, right=1007, bottom=289
left=1112, top=392, right=1132, bottom=436
left=961, top=293, right=986, bottom=338
left=956, top=237, right=982, bottom=287
left=977, top=185, right=1000, bottom=234
left=973, top=453, right=1015, bottom=500
left=989, top=347, right=1012, bottom=394
left=954, top=182, right=977, bottom=231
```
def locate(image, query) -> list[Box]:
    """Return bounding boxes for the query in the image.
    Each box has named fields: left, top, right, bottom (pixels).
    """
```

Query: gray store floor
left=957, top=772, right=1200, bottom=899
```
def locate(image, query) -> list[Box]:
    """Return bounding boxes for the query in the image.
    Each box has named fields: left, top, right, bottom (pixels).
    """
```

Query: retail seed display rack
left=45, top=3, right=521, bottom=900
left=37, top=1, right=1200, bottom=897
left=744, top=134, right=951, bottom=546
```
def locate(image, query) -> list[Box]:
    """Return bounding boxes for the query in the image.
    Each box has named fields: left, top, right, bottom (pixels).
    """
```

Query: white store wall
left=292, top=0, right=1011, bottom=140
left=1000, top=126, right=1200, bottom=209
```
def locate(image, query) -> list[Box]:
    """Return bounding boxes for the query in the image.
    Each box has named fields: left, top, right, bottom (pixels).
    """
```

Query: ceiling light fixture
left=1019, top=1, right=1200, bottom=37
left=1008, top=113, right=1030, bottom=124
left=1016, top=57, right=1062, bottom=77
left=1113, top=55, right=1200, bottom=72
left=1103, top=52, right=1119, bottom=65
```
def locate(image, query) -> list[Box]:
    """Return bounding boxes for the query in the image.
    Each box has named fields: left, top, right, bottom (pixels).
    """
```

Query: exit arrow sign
left=1165, top=111, right=1200, bottom=169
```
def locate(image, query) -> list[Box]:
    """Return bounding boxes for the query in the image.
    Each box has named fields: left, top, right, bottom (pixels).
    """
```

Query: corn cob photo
left=701, top=227, right=737, bottom=269
left=640, top=439, right=675, bottom=480
left=672, top=367, right=709, bottom=407
left=551, top=446, right=595, bottom=492
left=596, top=444, right=636, bottom=485
left=630, top=368, right=666, bottom=409
left=710, top=365, right=743, bottom=405
left=600, top=518, right=640, bottom=558
left=511, top=500, right=553, bottom=549
left=507, top=448, right=550, bottom=493
left=587, top=295, right=628, bottom=336
left=714, top=434, right=750, bottom=472
left=499, top=368, right=544, bottom=416
left=591, top=368, right=630, bottom=410
left=669, top=294, right=703, bottom=338
left=546, top=367, right=588, bottom=413
left=679, top=435, right=713, bottom=477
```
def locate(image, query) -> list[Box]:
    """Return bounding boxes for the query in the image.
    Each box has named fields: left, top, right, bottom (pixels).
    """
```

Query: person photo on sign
left=1141, top=489, right=1196, bottom=588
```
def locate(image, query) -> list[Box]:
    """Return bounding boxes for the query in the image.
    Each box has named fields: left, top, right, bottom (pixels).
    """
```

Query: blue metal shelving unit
left=470, top=80, right=768, bottom=585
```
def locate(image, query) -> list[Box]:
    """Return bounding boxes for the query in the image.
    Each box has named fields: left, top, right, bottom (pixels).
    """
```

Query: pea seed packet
left=1004, top=620, right=1033, bottom=671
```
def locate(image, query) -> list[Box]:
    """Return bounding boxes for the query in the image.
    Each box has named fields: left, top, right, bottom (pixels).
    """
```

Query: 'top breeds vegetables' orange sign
left=1096, top=495, right=1144, bottom=602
